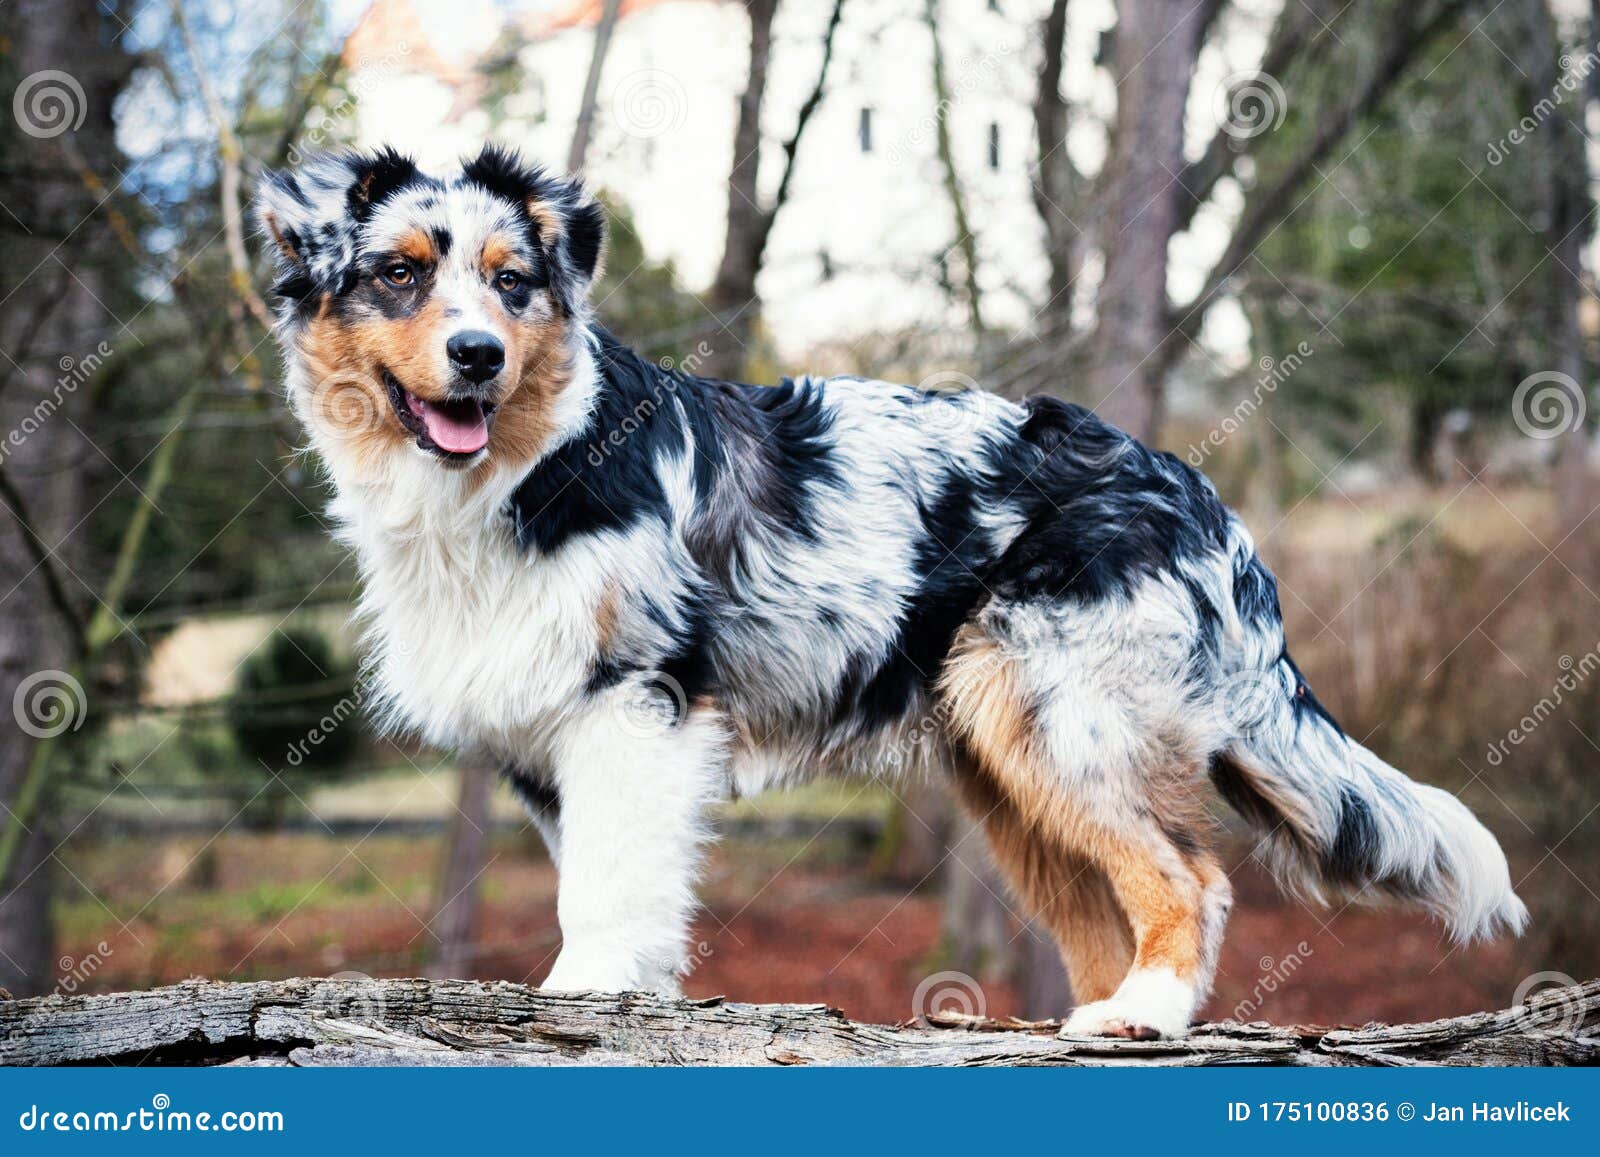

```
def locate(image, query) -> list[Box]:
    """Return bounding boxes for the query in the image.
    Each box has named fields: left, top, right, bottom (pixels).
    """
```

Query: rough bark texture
left=1085, top=0, right=1212, bottom=441
left=3, top=976, right=1595, bottom=1067
left=703, top=0, right=844, bottom=380
left=0, top=0, right=133, bottom=997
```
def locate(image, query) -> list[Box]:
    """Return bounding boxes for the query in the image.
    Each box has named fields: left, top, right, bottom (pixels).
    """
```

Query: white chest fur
left=332, top=455, right=610, bottom=767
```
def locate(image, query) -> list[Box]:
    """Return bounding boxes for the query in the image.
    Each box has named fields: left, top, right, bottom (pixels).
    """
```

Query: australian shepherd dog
left=256, top=146, right=1526, bottom=1039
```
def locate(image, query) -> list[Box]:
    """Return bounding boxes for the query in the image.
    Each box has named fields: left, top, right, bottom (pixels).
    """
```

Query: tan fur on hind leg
left=950, top=762, right=1134, bottom=1004
left=938, top=624, right=1223, bottom=1039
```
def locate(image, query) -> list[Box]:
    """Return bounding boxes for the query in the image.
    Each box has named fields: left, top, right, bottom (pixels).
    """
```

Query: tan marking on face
left=524, top=198, right=565, bottom=245
left=295, top=300, right=409, bottom=474
left=393, top=228, right=437, bottom=265
left=292, top=221, right=575, bottom=480
left=479, top=236, right=520, bottom=278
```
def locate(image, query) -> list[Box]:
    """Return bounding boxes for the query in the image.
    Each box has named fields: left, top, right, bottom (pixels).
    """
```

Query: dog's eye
left=496, top=270, right=523, bottom=292
left=381, top=263, right=414, bottom=288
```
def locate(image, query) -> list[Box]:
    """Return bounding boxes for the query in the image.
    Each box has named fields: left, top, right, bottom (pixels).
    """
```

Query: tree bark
left=1032, top=0, right=1085, bottom=337
left=1085, top=0, right=1212, bottom=441
left=3, top=975, right=1595, bottom=1066
left=567, top=0, right=625, bottom=174
left=704, top=0, right=845, bottom=380
left=0, top=0, right=133, bottom=997
left=925, top=0, right=985, bottom=339
left=426, top=759, right=498, bottom=980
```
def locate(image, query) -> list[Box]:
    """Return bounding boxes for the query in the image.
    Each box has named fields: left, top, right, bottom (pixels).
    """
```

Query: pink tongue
left=413, top=394, right=489, bottom=454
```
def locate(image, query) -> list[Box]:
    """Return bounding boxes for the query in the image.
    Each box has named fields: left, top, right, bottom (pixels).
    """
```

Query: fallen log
left=2, top=976, right=1596, bottom=1067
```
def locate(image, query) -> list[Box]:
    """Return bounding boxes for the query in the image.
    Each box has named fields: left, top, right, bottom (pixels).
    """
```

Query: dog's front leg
left=540, top=689, right=726, bottom=996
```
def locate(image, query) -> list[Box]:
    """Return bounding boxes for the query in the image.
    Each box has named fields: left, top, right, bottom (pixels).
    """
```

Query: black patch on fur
left=833, top=477, right=994, bottom=729
left=1280, top=650, right=1344, bottom=736
left=460, top=143, right=543, bottom=207
left=567, top=199, right=605, bottom=281
left=1209, top=753, right=1289, bottom=833
left=503, top=767, right=560, bottom=830
left=680, top=375, right=840, bottom=586
left=987, top=398, right=1233, bottom=606
left=507, top=331, right=682, bottom=554
left=1325, top=784, right=1381, bottom=887
left=348, top=147, right=422, bottom=221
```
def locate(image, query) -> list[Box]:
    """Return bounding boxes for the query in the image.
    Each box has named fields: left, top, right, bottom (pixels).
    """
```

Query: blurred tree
left=704, top=0, right=847, bottom=380
left=0, top=0, right=137, bottom=996
left=1028, top=0, right=1477, bottom=442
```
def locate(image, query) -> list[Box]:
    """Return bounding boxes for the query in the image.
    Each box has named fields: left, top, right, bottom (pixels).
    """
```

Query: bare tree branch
left=1168, top=0, right=1476, bottom=354
left=170, top=1, right=276, bottom=336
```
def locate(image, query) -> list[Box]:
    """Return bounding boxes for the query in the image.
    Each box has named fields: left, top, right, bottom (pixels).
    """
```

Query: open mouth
left=385, top=372, right=498, bottom=461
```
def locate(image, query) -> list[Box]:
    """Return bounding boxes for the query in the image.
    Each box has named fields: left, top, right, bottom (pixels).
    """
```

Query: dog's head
left=256, top=145, right=603, bottom=474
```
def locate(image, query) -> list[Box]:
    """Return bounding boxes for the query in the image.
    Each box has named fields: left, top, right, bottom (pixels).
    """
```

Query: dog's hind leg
left=940, top=622, right=1229, bottom=1039
left=540, top=678, right=728, bottom=996
left=950, top=761, right=1134, bottom=1004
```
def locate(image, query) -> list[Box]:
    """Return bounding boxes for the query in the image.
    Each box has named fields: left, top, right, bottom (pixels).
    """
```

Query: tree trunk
left=704, top=0, right=845, bottom=381
left=426, top=759, right=498, bottom=980
left=0, top=0, right=132, bottom=997
left=1085, top=0, right=1212, bottom=442
left=704, top=0, right=780, bottom=380
left=925, top=0, right=985, bottom=340
left=1031, top=0, right=1086, bottom=339
left=567, top=0, right=625, bottom=174
left=5, top=975, right=1596, bottom=1066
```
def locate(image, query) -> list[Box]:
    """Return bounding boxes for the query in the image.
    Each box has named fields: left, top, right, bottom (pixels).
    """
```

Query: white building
left=338, top=0, right=1099, bottom=360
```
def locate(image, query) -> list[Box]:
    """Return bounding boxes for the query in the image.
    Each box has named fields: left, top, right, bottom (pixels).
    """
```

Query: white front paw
left=541, top=947, right=636, bottom=994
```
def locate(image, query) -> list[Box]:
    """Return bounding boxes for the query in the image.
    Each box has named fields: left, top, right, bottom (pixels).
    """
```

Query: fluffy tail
left=1212, top=567, right=1527, bottom=942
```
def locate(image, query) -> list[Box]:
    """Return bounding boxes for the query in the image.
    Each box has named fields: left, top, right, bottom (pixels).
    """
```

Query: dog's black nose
left=446, top=330, right=505, bottom=384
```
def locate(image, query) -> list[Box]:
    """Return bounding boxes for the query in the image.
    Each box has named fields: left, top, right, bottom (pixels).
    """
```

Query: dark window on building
left=858, top=107, right=874, bottom=153
left=987, top=121, right=1000, bottom=170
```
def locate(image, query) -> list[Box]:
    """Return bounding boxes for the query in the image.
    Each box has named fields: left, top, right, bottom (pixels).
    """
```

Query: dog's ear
left=460, top=144, right=606, bottom=316
left=254, top=148, right=421, bottom=302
